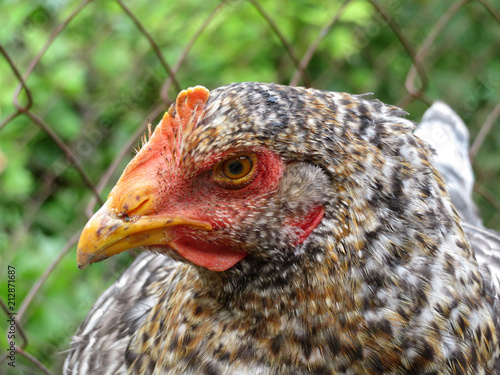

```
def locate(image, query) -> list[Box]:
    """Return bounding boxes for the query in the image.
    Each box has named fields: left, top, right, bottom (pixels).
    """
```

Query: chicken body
left=65, top=83, right=500, bottom=374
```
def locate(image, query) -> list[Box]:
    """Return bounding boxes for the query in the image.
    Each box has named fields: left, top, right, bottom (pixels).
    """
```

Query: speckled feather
left=65, top=82, right=500, bottom=374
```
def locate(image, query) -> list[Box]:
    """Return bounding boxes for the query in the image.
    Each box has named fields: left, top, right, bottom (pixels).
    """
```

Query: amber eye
left=213, top=154, right=257, bottom=189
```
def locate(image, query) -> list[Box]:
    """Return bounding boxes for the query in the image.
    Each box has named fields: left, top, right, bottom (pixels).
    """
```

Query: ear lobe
left=287, top=205, right=325, bottom=245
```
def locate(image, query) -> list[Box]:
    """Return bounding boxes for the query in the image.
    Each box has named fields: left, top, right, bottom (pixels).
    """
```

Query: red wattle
left=170, top=236, right=247, bottom=272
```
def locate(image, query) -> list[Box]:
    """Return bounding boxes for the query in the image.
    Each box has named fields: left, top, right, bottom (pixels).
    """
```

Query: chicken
left=64, top=82, right=500, bottom=374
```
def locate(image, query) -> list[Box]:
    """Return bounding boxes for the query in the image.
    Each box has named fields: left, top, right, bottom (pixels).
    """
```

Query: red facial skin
left=143, top=148, right=325, bottom=272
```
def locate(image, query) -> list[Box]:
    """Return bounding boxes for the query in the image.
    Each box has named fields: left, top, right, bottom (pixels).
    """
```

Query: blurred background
left=1, top=0, right=499, bottom=373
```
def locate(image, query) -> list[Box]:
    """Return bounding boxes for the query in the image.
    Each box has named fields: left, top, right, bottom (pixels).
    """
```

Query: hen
left=65, top=82, right=500, bottom=374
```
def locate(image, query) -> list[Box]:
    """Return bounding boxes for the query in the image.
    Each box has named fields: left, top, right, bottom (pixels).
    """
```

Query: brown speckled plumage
left=65, top=82, right=500, bottom=374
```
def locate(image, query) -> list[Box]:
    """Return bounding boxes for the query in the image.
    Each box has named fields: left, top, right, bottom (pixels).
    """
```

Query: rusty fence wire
left=1, top=0, right=500, bottom=373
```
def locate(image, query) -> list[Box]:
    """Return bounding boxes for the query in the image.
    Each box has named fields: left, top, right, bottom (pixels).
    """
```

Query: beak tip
left=77, top=249, right=94, bottom=270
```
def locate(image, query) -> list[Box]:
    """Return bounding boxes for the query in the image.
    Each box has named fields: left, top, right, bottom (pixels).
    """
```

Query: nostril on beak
left=126, top=197, right=151, bottom=216
left=113, top=186, right=155, bottom=218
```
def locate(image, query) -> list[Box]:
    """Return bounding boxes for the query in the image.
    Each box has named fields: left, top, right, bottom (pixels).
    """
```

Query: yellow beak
left=77, top=198, right=212, bottom=269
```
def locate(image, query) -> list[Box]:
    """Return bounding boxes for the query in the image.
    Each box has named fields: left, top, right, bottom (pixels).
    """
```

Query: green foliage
left=0, top=0, right=499, bottom=373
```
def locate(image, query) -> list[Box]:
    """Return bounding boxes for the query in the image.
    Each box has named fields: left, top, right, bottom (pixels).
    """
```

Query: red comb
left=120, top=86, right=210, bottom=179
left=157, top=86, right=210, bottom=166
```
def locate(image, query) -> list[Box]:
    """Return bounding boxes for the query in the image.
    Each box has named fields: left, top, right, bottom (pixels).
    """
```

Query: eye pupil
left=227, top=161, right=243, bottom=175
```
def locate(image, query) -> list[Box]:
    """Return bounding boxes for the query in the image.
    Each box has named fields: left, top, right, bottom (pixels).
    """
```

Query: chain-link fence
left=1, top=0, right=499, bottom=373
